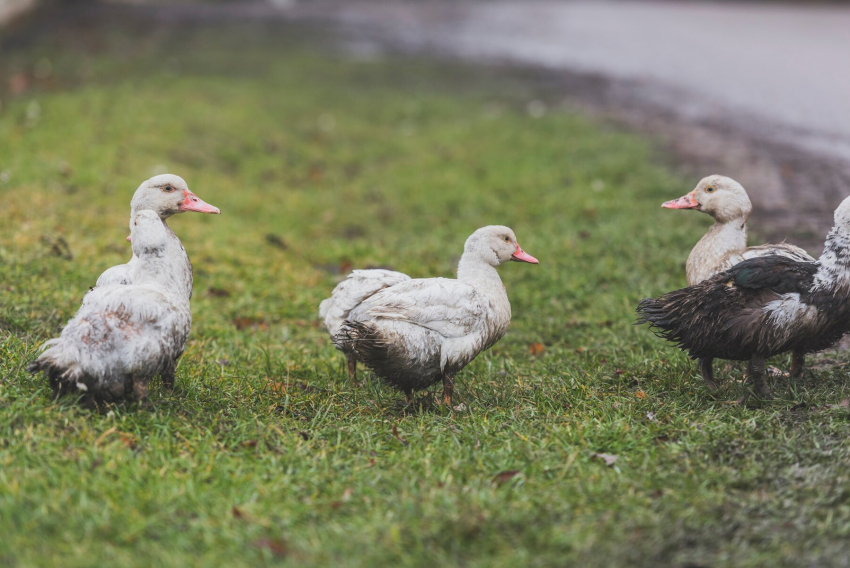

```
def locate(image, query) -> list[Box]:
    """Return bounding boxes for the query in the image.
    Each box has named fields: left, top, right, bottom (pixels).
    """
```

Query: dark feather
left=636, top=255, right=847, bottom=361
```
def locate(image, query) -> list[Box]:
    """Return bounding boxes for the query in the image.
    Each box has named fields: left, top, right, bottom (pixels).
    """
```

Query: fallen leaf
left=232, top=506, right=246, bottom=519
left=391, top=424, right=408, bottom=446
left=591, top=453, right=618, bottom=467
left=840, top=398, right=849, bottom=408
left=529, top=342, right=545, bottom=356
left=635, top=390, right=647, bottom=400
left=767, top=366, right=790, bottom=378
left=253, top=538, right=288, bottom=557
left=118, top=433, right=137, bottom=449
left=492, top=470, right=521, bottom=485
left=309, top=164, right=323, bottom=182
left=299, top=431, right=310, bottom=441
left=233, top=317, right=269, bottom=330
left=207, top=287, right=231, bottom=298
left=9, top=72, right=29, bottom=95
left=452, top=403, right=466, bottom=412
left=240, top=439, right=258, bottom=449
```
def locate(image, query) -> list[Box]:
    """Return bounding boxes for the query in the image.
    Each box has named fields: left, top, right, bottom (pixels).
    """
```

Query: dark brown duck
left=637, top=195, right=850, bottom=397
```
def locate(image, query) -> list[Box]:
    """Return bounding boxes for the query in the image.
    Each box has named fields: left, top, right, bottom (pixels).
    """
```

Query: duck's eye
left=163, top=185, right=174, bottom=193
left=705, top=186, right=716, bottom=193
left=503, top=236, right=511, bottom=243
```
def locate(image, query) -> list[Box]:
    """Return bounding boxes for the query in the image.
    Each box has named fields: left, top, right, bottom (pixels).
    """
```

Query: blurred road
left=307, top=0, right=850, bottom=159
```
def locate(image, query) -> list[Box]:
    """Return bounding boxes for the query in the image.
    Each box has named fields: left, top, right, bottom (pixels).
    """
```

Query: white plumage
left=28, top=210, right=192, bottom=403
left=94, top=174, right=220, bottom=299
left=332, top=225, right=538, bottom=405
left=318, top=269, right=411, bottom=380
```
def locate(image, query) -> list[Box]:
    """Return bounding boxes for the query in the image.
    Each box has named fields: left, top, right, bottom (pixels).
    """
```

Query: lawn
left=2, top=12, right=850, bottom=568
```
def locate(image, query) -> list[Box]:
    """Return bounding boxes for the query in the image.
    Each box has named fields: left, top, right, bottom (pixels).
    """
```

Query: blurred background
left=3, top=0, right=850, bottom=250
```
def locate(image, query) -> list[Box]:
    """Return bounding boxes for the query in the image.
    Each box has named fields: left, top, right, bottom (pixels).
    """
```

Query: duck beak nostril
left=178, top=189, right=221, bottom=214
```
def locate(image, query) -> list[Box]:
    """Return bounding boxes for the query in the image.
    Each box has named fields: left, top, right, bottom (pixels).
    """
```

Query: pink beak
left=126, top=235, right=132, bottom=242
left=511, top=242, right=539, bottom=264
left=178, top=189, right=221, bottom=214
left=662, top=190, right=699, bottom=210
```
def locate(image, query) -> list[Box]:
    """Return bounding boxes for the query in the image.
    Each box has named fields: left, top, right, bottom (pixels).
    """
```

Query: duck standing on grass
left=332, top=226, right=538, bottom=406
left=28, top=210, right=194, bottom=404
left=638, top=195, right=850, bottom=398
left=661, top=175, right=814, bottom=388
left=319, top=269, right=411, bottom=382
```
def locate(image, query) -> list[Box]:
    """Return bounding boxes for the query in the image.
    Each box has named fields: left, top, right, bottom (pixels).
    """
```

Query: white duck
left=662, top=174, right=814, bottom=387
left=28, top=210, right=193, bottom=404
left=319, top=269, right=411, bottom=381
left=333, top=226, right=538, bottom=405
left=96, top=174, right=220, bottom=300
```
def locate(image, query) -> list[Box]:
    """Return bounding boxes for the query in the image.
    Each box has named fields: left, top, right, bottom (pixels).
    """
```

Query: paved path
left=309, top=0, right=850, bottom=159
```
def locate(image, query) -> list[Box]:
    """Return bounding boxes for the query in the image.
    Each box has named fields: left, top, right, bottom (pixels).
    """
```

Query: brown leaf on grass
left=529, top=342, right=545, bottom=356
left=391, top=424, right=408, bottom=446
left=207, top=287, right=231, bottom=298
left=309, top=164, right=323, bottom=182
left=233, top=317, right=268, bottom=330
left=767, top=366, right=790, bottom=378
left=635, top=390, right=647, bottom=400
left=299, top=431, right=310, bottom=441
left=591, top=453, right=618, bottom=467
left=253, top=538, right=288, bottom=557
left=118, top=433, right=137, bottom=450
left=240, top=439, right=258, bottom=449
left=9, top=72, right=29, bottom=95
left=840, top=398, right=850, bottom=408
left=492, top=470, right=521, bottom=485
left=232, top=506, right=246, bottom=519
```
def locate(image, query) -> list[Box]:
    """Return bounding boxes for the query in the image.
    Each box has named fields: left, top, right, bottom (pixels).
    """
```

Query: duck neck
left=815, top=226, right=850, bottom=290
left=686, top=217, right=748, bottom=284
left=457, top=255, right=509, bottom=306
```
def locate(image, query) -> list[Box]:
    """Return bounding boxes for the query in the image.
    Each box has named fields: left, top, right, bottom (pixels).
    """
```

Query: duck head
left=126, top=174, right=220, bottom=241
left=662, top=175, right=752, bottom=223
left=463, top=225, right=539, bottom=266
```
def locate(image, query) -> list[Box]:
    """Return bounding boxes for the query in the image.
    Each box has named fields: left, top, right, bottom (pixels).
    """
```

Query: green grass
left=2, top=15, right=850, bottom=567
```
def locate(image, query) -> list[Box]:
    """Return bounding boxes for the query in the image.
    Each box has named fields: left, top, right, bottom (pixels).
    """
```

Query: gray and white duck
left=28, top=210, right=195, bottom=404
left=332, top=226, right=538, bottom=406
left=662, top=175, right=814, bottom=388
left=638, top=194, right=850, bottom=398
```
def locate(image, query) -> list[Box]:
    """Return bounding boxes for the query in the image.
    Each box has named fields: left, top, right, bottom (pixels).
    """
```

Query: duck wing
left=638, top=255, right=820, bottom=360
left=344, top=278, right=494, bottom=372
left=732, top=242, right=815, bottom=265
left=318, top=269, right=410, bottom=334
left=95, top=257, right=136, bottom=287
left=349, top=278, right=488, bottom=339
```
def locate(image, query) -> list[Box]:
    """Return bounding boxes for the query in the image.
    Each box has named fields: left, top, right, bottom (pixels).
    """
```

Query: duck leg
left=161, top=365, right=176, bottom=391
left=698, top=357, right=719, bottom=390
left=405, top=390, right=415, bottom=406
left=442, top=372, right=455, bottom=406
left=346, top=353, right=358, bottom=382
left=131, top=376, right=150, bottom=402
left=790, top=349, right=805, bottom=378
left=747, top=355, right=770, bottom=398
